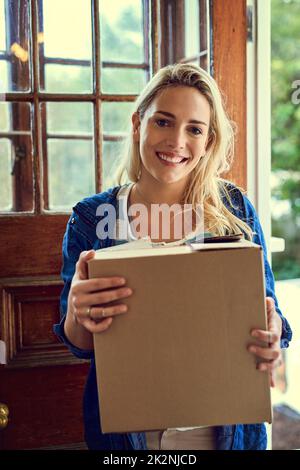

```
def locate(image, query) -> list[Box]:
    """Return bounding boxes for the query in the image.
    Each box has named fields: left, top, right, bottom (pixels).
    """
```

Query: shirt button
left=71, top=217, right=75, bottom=224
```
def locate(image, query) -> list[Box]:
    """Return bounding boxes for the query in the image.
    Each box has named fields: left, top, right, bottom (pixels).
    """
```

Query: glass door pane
left=0, top=0, right=31, bottom=92
left=41, top=102, right=95, bottom=211
left=0, top=102, right=33, bottom=212
left=39, top=0, right=93, bottom=93
left=100, top=0, right=149, bottom=94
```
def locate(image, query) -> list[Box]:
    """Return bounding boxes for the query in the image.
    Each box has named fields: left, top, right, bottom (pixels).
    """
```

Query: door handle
left=0, top=403, right=9, bottom=429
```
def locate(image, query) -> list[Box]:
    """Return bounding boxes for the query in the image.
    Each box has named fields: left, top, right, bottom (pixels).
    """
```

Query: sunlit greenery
left=271, top=0, right=300, bottom=280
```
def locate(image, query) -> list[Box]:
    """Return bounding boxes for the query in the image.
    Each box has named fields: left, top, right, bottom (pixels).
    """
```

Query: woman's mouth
left=156, top=152, right=189, bottom=166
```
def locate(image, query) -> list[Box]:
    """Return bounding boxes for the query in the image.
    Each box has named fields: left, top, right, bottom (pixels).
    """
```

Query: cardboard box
left=88, top=241, right=272, bottom=433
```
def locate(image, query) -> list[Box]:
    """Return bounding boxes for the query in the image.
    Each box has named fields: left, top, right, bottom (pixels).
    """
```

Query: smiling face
left=132, top=85, right=211, bottom=187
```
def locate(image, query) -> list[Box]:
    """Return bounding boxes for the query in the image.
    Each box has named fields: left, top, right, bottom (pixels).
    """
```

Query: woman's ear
left=204, top=129, right=215, bottom=153
left=132, top=112, right=140, bottom=142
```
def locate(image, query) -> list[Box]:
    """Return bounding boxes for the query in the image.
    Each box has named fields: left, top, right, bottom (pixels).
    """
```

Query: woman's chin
left=154, top=173, right=185, bottom=185
left=141, top=165, right=188, bottom=185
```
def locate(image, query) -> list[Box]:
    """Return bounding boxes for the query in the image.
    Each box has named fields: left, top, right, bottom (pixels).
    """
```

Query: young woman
left=54, top=63, right=292, bottom=450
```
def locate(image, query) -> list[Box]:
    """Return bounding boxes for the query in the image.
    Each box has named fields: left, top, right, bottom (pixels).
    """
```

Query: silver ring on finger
left=86, top=306, right=91, bottom=318
left=101, top=308, right=106, bottom=318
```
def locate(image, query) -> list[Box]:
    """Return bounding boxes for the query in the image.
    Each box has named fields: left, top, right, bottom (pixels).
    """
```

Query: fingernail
left=249, top=346, right=256, bottom=353
left=260, top=364, right=267, bottom=371
left=251, top=331, right=259, bottom=337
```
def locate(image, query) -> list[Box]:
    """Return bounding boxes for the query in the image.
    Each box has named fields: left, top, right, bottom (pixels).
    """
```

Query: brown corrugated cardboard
left=88, top=241, right=272, bottom=433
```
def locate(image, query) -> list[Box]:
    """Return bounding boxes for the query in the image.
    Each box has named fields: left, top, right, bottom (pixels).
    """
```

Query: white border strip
left=247, top=0, right=272, bottom=257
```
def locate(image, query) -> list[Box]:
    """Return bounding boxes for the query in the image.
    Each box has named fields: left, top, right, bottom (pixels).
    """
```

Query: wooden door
left=0, top=0, right=247, bottom=449
left=0, top=215, right=90, bottom=449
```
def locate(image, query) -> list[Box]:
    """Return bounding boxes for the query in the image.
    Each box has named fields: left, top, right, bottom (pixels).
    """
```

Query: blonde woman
left=54, top=64, right=292, bottom=450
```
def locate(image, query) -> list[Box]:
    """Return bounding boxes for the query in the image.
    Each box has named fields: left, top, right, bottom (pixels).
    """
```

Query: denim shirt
left=54, top=183, right=292, bottom=450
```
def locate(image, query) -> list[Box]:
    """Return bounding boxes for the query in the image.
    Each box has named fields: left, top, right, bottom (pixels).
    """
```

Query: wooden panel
left=0, top=214, right=69, bottom=277
left=0, top=280, right=87, bottom=368
left=0, top=363, right=89, bottom=449
left=212, top=0, right=247, bottom=190
left=21, top=298, right=58, bottom=346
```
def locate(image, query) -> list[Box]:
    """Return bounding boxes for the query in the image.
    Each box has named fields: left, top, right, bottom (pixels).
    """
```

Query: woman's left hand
left=248, top=297, right=283, bottom=387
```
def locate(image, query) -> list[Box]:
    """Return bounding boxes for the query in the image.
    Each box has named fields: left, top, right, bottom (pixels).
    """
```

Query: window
left=0, top=0, right=210, bottom=213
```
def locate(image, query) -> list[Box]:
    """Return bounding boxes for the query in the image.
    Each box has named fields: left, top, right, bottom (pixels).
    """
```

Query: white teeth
left=157, top=153, right=185, bottom=163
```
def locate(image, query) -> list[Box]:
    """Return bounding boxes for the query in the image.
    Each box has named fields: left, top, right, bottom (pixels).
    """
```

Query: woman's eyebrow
left=154, top=110, right=208, bottom=126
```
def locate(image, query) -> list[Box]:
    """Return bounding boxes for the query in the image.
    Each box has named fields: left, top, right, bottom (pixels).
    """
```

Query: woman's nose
left=165, top=128, right=186, bottom=150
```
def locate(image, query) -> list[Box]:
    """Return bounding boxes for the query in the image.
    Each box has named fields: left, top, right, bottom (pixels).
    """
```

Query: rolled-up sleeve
left=243, top=196, right=293, bottom=348
left=53, top=213, right=95, bottom=360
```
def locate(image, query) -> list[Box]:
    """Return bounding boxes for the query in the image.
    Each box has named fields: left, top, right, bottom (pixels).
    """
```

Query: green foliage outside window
left=271, top=0, right=300, bottom=280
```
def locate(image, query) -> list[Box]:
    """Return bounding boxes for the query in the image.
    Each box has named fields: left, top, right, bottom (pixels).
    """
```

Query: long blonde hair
left=117, top=63, right=252, bottom=239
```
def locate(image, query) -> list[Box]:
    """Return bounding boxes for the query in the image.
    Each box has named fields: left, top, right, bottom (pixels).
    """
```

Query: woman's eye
left=189, top=127, right=203, bottom=136
left=156, top=119, right=169, bottom=127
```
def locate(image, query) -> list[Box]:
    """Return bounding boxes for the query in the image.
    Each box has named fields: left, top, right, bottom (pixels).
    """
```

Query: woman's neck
left=127, top=177, right=198, bottom=243
left=133, top=177, right=187, bottom=207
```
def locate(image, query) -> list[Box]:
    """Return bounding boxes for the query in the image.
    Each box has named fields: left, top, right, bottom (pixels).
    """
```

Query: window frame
left=0, top=0, right=210, bottom=215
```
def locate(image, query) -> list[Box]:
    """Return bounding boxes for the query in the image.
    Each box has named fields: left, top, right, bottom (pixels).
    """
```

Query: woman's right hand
left=68, top=249, right=133, bottom=334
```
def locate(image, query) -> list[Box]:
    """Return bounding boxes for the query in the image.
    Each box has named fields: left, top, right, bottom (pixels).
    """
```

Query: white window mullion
left=247, top=0, right=277, bottom=262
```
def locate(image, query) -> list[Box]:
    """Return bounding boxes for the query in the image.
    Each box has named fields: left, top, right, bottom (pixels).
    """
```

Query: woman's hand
left=248, top=297, right=283, bottom=387
left=68, top=250, right=133, bottom=334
